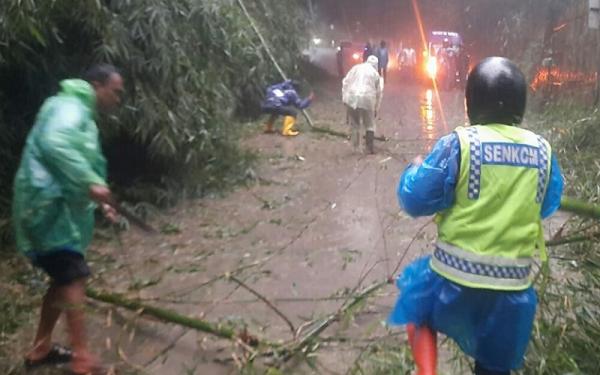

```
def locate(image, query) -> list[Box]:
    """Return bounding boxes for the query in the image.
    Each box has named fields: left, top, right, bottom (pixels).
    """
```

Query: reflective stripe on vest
left=430, top=241, right=532, bottom=290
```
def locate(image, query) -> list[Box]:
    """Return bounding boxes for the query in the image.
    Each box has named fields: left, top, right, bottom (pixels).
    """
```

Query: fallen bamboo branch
left=87, top=288, right=238, bottom=341
left=560, top=197, right=600, bottom=220
left=546, top=232, right=600, bottom=247
left=138, top=292, right=391, bottom=306
left=310, top=124, right=388, bottom=142
left=91, top=284, right=285, bottom=362
left=228, top=275, right=296, bottom=336
left=285, top=280, right=387, bottom=359
left=166, top=258, right=263, bottom=299
left=390, top=218, right=434, bottom=278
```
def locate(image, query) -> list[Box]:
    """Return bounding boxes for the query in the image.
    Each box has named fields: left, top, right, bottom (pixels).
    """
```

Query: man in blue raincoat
left=261, top=79, right=313, bottom=136
left=13, top=64, right=124, bottom=374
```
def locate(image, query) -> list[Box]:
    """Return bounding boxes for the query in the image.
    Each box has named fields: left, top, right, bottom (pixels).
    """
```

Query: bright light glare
left=352, top=52, right=360, bottom=60
left=426, top=57, right=437, bottom=78
left=412, top=0, right=448, bottom=132
left=312, top=38, right=322, bottom=45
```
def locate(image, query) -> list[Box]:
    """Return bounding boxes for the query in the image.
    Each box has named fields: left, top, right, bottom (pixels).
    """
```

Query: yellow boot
left=281, top=116, right=299, bottom=136
left=264, top=115, right=276, bottom=133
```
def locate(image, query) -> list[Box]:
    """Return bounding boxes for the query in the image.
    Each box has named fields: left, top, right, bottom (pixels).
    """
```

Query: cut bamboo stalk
left=286, top=280, right=387, bottom=359
left=310, top=124, right=387, bottom=142
left=560, top=197, right=600, bottom=220
left=86, top=288, right=236, bottom=340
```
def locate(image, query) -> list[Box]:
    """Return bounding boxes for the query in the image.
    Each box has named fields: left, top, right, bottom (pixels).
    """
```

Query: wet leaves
left=339, top=248, right=362, bottom=271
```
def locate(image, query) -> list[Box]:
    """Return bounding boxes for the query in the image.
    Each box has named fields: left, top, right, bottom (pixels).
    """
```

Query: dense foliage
left=522, top=106, right=600, bottom=374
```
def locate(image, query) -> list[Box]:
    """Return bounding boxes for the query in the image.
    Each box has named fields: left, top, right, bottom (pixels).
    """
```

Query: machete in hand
left=109, top=200, right=159, bottom=234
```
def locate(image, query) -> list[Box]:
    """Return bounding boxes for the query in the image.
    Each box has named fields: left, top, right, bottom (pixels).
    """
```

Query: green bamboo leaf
left=26, top=22, right=46, bottom=47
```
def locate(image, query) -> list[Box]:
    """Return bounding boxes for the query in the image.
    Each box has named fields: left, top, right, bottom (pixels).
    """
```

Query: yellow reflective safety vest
left=431, top=124, right=551, bottom=291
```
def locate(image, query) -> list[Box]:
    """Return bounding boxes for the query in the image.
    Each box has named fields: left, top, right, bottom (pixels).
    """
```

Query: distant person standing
left=377, top=40, right=389, bottom=81
left=402, top=46, right=418, bottom=81
left=363, top=41, right=374, bottom=62
left=406, top=47, right=417, bottom=68
left=336, top=45, right=344, bottom=78
left=342, top=55, right=383, bottom=154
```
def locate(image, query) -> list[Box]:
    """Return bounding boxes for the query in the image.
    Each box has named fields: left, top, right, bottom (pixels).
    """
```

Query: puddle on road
left=420, top=88, right=439, bottom=151
left=418, top=87, right=468, bottom=152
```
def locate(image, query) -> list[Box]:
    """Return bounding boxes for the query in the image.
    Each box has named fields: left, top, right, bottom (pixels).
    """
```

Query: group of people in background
left=363, top=40, right=389, bottom=81
left=259, top=39, right=386, bottom=154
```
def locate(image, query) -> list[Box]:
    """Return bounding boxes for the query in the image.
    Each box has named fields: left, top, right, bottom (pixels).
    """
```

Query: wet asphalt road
left=83, top=71, right=475, bottom=374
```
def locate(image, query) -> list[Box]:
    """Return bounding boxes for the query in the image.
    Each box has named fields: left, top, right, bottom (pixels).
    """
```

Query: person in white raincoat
left=342, top=55, right=384, bottom=154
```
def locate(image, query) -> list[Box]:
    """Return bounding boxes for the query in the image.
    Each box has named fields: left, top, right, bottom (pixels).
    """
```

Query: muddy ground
left=7, top=72, right=567, bottom=375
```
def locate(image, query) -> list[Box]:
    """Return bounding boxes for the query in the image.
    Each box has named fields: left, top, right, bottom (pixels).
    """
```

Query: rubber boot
left=281, top=116, right=299, bottom=136
left=264, top=115, right=276, bottom=133
left=407, top=324, right=437, bottom=375
left=366, top=130, right=375, bottom=154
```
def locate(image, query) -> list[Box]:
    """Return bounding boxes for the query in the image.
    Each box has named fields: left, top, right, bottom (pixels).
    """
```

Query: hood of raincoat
left=341, top=58, right=384, bottom=112
left=58, top=79, right=96, bottom=114
left=367, top=55, right=379, bottom=70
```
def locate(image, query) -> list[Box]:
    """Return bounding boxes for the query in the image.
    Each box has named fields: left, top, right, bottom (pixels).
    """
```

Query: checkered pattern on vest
left=536, top=136, right=549, bottom=204
left=434, top=247, right=531, bottom=280
left=466, top=127, right=482, bottom=200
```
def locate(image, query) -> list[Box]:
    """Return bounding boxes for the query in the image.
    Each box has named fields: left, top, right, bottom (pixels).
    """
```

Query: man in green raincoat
left=12, top=64, right=124, bottom=374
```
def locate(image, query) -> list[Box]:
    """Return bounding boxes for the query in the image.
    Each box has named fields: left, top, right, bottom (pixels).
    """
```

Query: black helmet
left=466, top=57, right=527, bottom=126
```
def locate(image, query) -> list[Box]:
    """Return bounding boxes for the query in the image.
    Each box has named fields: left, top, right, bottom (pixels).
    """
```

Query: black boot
left=365, top=130, right=375, bottom=154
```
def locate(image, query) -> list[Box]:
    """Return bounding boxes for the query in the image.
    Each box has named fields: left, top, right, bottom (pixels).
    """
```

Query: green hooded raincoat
left=12, top=79, right=107, bottom=258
